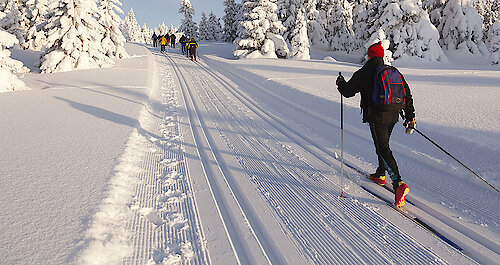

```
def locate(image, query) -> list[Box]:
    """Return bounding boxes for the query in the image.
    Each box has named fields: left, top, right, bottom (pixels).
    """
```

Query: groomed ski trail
left=156, top=49, right=474, bottom=264
left=80, top=46, right=477, bottom=265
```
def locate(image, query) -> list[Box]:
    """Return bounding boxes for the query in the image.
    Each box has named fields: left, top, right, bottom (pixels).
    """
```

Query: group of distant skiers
left=152, top=32, right=198, bottom=61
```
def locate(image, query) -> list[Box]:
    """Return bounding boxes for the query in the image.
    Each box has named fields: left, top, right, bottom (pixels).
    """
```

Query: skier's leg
left=370, top=122, right=400, bottom=180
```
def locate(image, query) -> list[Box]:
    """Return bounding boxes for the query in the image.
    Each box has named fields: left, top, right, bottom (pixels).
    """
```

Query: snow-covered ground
left=1, top=42, right=499, bottom=264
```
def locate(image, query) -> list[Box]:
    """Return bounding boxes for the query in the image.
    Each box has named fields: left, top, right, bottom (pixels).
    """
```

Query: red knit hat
left=367, top=42, right=384, bottom=58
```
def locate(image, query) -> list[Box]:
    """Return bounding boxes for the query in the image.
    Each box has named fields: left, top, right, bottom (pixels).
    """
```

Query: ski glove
left=404, top=119, right=416, bottom=135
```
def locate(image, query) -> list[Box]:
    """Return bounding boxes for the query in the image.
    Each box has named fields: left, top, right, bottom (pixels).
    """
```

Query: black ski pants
left=369, top=122, right=401, bottom=182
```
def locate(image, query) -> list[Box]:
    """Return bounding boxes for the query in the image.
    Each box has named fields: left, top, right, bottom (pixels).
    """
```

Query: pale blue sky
left=119, top=0, right=226, bottom=29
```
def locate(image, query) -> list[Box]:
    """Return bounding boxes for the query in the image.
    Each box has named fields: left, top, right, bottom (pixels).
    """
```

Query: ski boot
left=369, top=173, right=386, bottom=185
left=394, top=181, right=409, bottom=207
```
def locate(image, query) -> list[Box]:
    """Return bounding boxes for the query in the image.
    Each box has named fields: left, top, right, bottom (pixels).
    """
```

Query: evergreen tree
left=98, top=0, right=128, bottom=59
left=439, top=0, right=487, bottom=55
left=1, top=0, right=27, bottom=46
left=326, top=0, right=354, bottom=52
left=422, top=0, right=445, bottom=26
left=487, top=21, right=500, bottom=64
left=23, top=0, right=49, bottom=50
left=234, top=0, right=289, bottom=59
left=223, top=0, right=240, bottom=42
left=158, top=22, right=168, bottom=36
left=0, top=8, right=29, bottom=92
left=179, top=0, right=198, bottom=38
left=352, top=0, right=375, bottom=50
left=207, top=12, right=223, bottom=41
left=276, top=0, right=310, bottom=58
left=475, top=0, right=500, bottom=37
left=276, top=0, right=292, bottom=41
left=199, top=12, right=208, bottom=40
left=120, top=8, right=142, bottom=42
left=40, top=0, right=113, bottom=73
left=367, top=0, right=447, bottom=61
left=304, top=0, right=328, bottom=49
left=141, top=23, right=151, bottom=44
left=290, top=8, right=310, bottom=59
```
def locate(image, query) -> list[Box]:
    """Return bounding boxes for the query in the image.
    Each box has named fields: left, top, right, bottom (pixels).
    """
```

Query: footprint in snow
left=139, top=208, right=164, bottom=226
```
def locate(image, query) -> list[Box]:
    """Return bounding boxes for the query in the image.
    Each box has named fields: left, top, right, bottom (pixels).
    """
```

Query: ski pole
left=339, top=72, right=346, bottom=198
left=400, top=112, right=500, bottom=194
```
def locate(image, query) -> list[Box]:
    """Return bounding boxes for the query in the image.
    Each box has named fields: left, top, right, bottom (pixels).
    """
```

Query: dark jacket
left=337, top=57, right=415, bottom=124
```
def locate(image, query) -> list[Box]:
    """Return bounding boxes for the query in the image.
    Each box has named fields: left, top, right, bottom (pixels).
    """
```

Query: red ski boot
left=394, top=181, right=409, bottom=207
left=369, top=173, right=386, bottom=185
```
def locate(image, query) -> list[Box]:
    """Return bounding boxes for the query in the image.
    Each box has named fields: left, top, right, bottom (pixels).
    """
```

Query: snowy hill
left=1, top=42, right=499, bottom=264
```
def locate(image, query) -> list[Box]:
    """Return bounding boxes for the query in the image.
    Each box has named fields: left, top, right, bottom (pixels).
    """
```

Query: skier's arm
left=336, top=70, right=363, bottom=98
left=402, top=77, right=415, bottom=122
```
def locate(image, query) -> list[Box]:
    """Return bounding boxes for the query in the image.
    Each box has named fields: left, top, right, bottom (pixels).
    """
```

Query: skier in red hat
left=336, top=42, right=416, bottom=207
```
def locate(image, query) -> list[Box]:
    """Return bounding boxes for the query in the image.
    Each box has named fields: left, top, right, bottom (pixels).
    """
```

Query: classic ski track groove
left=198, top=56, right=500, bottom=257
left=160, top=52, right=465, bottom=264
left=122, top=51, right=208, bottom=264
left=166, top=52, right=274, bottom=265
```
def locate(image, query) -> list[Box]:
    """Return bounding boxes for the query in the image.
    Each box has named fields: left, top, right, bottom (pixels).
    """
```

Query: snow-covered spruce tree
left=488, top=21, right=500, bottom=64
left=223, top=0, right=240, bottom=42
left=158, top=22, right=168, bottom=36
left=276, top=0, right=292, bottom=41
left=1, top=0, right=28, bottom=47
left=207, top=12, right=223, bottom=41
left=475, top=0, right=500, bottom=38
left=234, top=0, right=289, bottom=59
left=22, top=0, right=49, bottom=50
left=40, top=0, right=113, bottom=73
left=98, top=0, right=128, bottom=59
left=304, top=0, right=328, bottom=49
left=290, top=8, right=310, bottom=59
left=198, top=12, right=208, bottom=40
left=141, top=24, right=151, bottom=44
left=422, top=0, right=445, bottom=27
left=121, top=8, right=142, bottom=42
left=276, top=0, right=311, bottom=58
left=439, top=0, right=488, bottom=55
left=179, top=0, right=198, bottom=38
left=0, top=10, right=29, bottom=92
left=326, top=0, right=355, bottom=52
left=352, top=0, right=376, bottom=50
left=367, top=0, right=447, bottom=61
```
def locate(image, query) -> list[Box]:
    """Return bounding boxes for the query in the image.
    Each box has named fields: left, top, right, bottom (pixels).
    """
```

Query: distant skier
left=159, top=35, right=168, bottom=52
left=152, top=32, right=158, bottom=47
left=166, top=34, right=171, bottom=47
left=187, top=38, right=198, bottom=61
left=336, top=42, right=416, bottom=207
left=179, top=35, right=187, bottom=55
left=170, top=34, right=176, bottom=48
